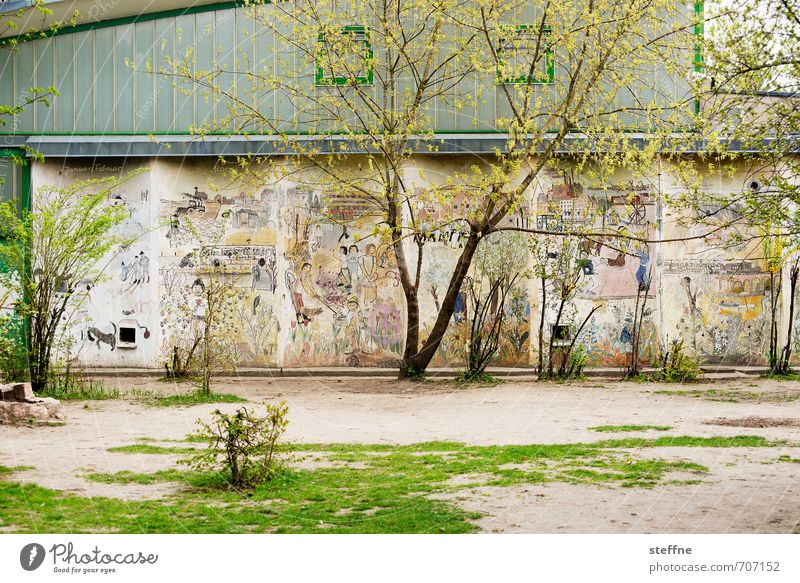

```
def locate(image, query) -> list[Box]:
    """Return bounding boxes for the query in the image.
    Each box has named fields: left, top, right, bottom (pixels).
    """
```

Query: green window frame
left=315, top=25, right=374, bottom=86
left=496, top=24, right=554, bottom=85
left=693, top=1, right=704, bottom=74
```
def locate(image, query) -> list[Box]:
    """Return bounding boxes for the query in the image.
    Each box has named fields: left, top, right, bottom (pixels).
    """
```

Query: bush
left=0, top=314, right=29, bottom=383
left=653, top=339, right=701, bottom=382
left=181, top=401, right=290, bottom=488
left=561, top=342, right=588, bottom=379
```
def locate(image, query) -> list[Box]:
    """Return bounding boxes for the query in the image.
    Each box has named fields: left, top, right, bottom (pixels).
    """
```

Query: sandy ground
left=2, top=376, right=800, bottom=533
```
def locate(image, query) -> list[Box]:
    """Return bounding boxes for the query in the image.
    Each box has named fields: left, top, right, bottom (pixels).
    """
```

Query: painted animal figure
left=607, top=252, right=626, bottom=268
left=87, top=323, right=117, bottom=351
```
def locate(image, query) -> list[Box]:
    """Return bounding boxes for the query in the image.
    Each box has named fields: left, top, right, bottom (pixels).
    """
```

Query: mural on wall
left=157, top=162, right=281, bottom=367
left=661, top=260, right=771, bottom=365
left=532, top=168, right=659, bottom=366
left=661, top=171, right=774, bottom=366
left=396, top=182, right=533, bottom=369
left=33, top=157, right=787, bottom=370
left=280, top=186, right=404, bottom=367
left=31, top=159, right=159, bottom=367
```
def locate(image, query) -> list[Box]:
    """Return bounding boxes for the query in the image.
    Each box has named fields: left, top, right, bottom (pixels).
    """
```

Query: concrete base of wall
left=78, top=366, right=771, bottom=380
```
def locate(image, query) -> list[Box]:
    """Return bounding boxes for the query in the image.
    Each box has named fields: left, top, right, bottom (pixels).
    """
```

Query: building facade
left=2, top=0, right=793, bottom=370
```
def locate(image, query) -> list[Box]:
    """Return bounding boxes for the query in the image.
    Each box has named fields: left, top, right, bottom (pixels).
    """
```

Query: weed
left=181, top=402, right=290, bottom=488
left=40, top=375, right=120, bottom=400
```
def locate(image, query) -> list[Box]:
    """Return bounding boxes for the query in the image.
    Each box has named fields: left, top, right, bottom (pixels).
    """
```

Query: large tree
left=0, top=175, right=138, bottom=390
left=671, top=0, right=800, bottom=373
left=166, top=0, right=700, bottom=377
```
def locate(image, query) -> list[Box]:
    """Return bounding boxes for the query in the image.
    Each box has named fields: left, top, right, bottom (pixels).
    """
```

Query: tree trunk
left=779, top=263, right=798, bottom=373
left=537, top=277, right=546, bottom=375
left=768, top=271, right=781, bottom=373
left=400, top=231, right=481, bottom=377
left=546, top=296, right=567, bottom=379
left=400, top=287, right=420, bottom=373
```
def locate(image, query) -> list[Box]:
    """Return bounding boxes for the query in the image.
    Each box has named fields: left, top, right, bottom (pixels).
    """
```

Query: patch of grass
left=778, top=455, right=800, bottom=464
left=655, top=388, right=800, bottom=403
left=35, top=377, right=244, bottom=407
left=85, top=469, right=188, bottom=485
left=0, top=465, right=33, bottom=476
left=632, top=373, right=701, bottom=384
left=150, top=392, right=246, bottom=407
left=107, top=444, right=197, bottom=455
left=590, top=425, right=672, bottom=433
left=454, top=372, right=504, bottom=387
left=761, top=371, right=800, bottom=381
left=40, top=377, right=121, bottom=401
left=1, top=434, right=782, bottom=534
left=589, top=435, right=776, bottom=448
left=181, top=434, right=211, bottom=443
left=129, top=436, right=210, bottom=444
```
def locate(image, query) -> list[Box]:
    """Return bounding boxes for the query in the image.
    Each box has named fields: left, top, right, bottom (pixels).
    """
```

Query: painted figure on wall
left=290, top=262, right=325, bottom=324
left=360, top=243, right=378, bottom=305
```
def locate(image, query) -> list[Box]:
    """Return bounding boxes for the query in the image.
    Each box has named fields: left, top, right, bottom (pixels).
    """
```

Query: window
left=119, top=327, right=136, bottom=344
left=497, top=25, right=554, bottom=85
left=316, top=26, right=373, bottom=86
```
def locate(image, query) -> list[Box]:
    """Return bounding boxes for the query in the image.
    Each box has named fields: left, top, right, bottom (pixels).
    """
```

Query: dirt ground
left=2, top=375, right=800, bottom=533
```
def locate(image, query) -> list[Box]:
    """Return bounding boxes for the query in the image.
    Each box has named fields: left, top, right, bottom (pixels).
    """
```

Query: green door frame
left=0, top=148, right=31, bottom=212
left=0, top=147, right=32, bottom=375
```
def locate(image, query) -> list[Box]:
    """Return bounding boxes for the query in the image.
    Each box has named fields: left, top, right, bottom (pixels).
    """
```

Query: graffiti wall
left=530, top=167, right=660, bottom=366
left=156, top=159, right=280, bottom=367
left=661, top=170, right=773, bottom=366
left=278, top=183, right=405, bottom=367
left=32, top=159, right=159, bottom=367
left=31, top=157, right=791, bottom=370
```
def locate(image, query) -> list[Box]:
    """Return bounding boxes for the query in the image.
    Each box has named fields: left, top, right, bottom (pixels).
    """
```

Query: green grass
left=588, top=435, right=776, bottom=448
left=778, top=455, right=800, bottom=464
left=454, top=372, right=505, bottom=387
left=654, top=388, right=800, bottom=403
left=107, top=444, right=197, bottom=455
left=0, top=433, right=783, bottom=534
left=0, top=465, right=33, bottom=476
left=590, top=425, right=673, bottom=433
left=85, top=469, right=188, bottom=485
left=149, top=392, right=246, bottom=407
left=39, top=378, right=121, bottom=401
left=38, top=376, right=246, bottom=407
left=761, top=371, right=800, bottom=381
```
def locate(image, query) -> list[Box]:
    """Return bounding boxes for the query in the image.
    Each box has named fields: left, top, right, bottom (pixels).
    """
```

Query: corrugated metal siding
left=0, top=4, right=695, bottom=136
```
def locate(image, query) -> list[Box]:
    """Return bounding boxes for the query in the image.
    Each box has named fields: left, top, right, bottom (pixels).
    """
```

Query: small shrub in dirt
left=181, top=401, right=290, bottom=488
left=560, top=342, right=588, bottom=379
left=637, top=339, right=700, bottom=383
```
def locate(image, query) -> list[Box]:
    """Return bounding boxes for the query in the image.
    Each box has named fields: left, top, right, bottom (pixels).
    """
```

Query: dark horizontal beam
left=10, top=133, right=789, bottom=158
